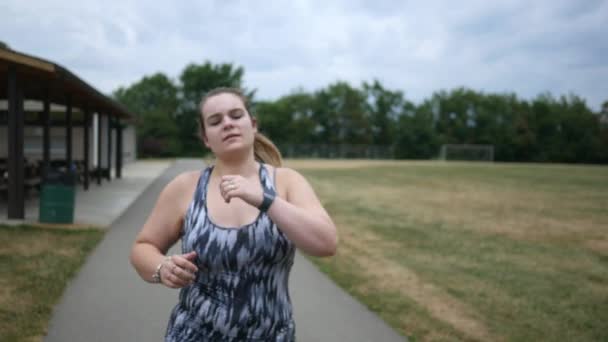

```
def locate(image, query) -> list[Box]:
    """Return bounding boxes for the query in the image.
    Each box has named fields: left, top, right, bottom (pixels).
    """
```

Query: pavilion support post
left=83, top=106, right=91, bottom=190
left=66, top=95, right=73, bottom=168
left=115, top=122, right=123, bottom=179
left=97, top=113, right=102, bottom=185
left=107, top=116, right=112, bottom=181
left=42, top=88, right=51, bottom=177
left=7, top=65, right=25, bottom=219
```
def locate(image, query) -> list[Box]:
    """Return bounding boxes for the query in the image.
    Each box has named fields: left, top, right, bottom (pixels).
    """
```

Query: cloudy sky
left=1, top=0, right=607, bottom=109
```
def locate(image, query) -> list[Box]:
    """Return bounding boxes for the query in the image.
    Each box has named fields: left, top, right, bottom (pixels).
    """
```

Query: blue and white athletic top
left=165, top=164, right=296, bottom=341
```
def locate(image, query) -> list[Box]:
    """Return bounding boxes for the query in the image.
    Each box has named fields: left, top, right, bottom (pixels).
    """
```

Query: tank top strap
left=258, top=163, right=276, bottom=193
left=194, top=165, right=213, bottom=201
left=181, top=166, right=212, bottom=240
left=199, top=165, right=213, bottom=202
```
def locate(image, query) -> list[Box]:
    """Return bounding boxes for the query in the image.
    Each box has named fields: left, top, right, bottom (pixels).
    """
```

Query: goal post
left=438, top=144, right=494, bottom=161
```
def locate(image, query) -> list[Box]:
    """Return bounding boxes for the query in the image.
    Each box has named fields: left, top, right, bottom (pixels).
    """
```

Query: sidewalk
left=43, top=159, right=406, bottom=341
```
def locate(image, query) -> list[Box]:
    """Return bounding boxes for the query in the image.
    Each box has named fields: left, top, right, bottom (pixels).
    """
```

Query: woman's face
left=200, top=92, right=257, bottom=156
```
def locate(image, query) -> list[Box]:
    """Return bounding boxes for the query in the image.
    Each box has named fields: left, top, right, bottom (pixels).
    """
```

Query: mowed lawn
left=286, top=159, right=608, bottom=342
left=0, top=225, right=104, bottom=341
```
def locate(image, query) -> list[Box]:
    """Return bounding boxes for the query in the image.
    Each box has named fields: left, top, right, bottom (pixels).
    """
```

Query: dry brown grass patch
left=0, top=225, right=104, bottom=341
left=586, top=238, right=608, bottom=255
left=0, top=232, right=85, bottom=258
left=321, top=176, right=607, bottom=248
left=336, top=217, right=496, bottom=342
left=284, top=159, right=430, bottom=170
left=303, top=160, right=608, bottom=341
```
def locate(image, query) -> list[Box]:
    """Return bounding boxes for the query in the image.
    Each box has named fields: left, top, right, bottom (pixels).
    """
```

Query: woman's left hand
left=219, top=175, right=263, bottom=207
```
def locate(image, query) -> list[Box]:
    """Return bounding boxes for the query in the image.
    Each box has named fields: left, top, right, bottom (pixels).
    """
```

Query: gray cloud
left=1, top=0, right=606, bottom=109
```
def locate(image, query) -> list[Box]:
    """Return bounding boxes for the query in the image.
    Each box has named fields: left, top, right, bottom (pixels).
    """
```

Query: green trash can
left=39, top=168, right=77, bottom=224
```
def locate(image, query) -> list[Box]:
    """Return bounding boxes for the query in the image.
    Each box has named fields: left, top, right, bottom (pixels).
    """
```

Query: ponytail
left=254, top=132, right=282, bottom=167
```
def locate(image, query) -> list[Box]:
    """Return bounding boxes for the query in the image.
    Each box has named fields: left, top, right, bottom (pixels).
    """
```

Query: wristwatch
left=258, top=189, right=276, bottom=212
left=151, top=256, right=171, bottom=283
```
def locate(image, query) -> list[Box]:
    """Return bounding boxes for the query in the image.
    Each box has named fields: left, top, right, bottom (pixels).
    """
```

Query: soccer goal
left=438, top=144, right=494, bottom=162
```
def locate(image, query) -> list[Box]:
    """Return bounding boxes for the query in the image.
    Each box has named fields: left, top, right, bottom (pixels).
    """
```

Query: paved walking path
left=43, top=159, right=406, bottom=341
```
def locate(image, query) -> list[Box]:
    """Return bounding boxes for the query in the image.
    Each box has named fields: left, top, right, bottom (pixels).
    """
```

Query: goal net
left=438, top=144, right=494, bottom=161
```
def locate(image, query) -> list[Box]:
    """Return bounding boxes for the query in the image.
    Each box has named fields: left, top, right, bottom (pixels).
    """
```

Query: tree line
left=113, top=61, right=608, bottom=163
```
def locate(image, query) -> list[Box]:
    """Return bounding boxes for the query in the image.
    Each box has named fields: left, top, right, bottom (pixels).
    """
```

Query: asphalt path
left=44, top=159, right=406, bottom=341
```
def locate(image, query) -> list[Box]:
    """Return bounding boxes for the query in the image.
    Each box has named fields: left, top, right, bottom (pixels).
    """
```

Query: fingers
left=220, top=178, right=238, bottom=192
left=219, top=177, right=240, bottom=203
left=184, top=251, right=197, bottom=261
left=163, top=271, right=189, bottom=289
left=172, top=253, right=199, bottom=274
left=219, top=175, right=264, bottom=207
left=223, top=187, right=238, bottom=203
left=161, top=254, right=199, bottom=289
left=162, top=263, right=194, bottom=288
left=221, top=175, right=237, bottom=183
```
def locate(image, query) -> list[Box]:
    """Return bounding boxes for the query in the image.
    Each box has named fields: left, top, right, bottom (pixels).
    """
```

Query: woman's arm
left=129, top=172, right=198, bottom=287
left=267, top=168, right=338, bottom=257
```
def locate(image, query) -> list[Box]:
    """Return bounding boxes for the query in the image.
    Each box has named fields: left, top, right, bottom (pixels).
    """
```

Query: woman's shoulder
left=176, top=169, right=202, bottom=184
left=269, top=165, right=308, bottom=188
left=270, top=165, right=320, bottom=203
left=274, top=166, right=299, bottom=177
left=162, top=170, right=203, bottom=195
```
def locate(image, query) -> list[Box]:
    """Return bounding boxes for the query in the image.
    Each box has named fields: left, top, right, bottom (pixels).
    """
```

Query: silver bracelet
left=151, top=256, right=171, bottom=283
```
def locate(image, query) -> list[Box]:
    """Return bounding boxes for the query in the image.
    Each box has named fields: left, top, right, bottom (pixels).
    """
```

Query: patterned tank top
left=165, top=164, right=296, bottom=341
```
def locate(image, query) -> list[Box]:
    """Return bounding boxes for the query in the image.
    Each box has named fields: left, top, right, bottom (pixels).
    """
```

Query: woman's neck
left=213, top=153, right=258, bottom=177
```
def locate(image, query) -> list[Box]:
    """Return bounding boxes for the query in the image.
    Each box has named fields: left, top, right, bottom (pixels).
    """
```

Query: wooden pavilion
left=0, top=47, right=136, bottom=220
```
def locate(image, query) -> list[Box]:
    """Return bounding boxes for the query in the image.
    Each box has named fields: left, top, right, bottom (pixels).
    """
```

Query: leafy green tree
left=254, top=100, right=291, bottom=145
left=521, top=93, right=603, bottom=163
left=114, top=73, right=178, bottom=116
left=556, top=94, right=601, bottom=163
left=255, top=90, right=316, bottom=146
left=598, top=100, right=608, bottom=163
left=476, top=93, right=519, bottom=161
left=394, top=101, right=438, bottom=159
left=529, top=93, right=561, bottom=161
left=362, top=80, right=404, bottom=145
left=510, top=99, right=537, bottom=161
left=110, top=60, right=607, bottom=163
left=138, top=109, right=182, bottom=157
left=428, top=88, right=470, bottom=145
left=113, top=73, right=180, bottom=156
left=313, top=82, right=370, bottom=146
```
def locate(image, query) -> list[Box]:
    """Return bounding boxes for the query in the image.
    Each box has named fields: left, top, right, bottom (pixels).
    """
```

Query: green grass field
left=286, top=160, right=608, bottom=342
left=0, top=225, right=104, bottom=342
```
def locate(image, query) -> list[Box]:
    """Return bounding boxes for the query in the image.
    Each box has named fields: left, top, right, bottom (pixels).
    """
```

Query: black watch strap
left=259, top=190, right=276, bottom=212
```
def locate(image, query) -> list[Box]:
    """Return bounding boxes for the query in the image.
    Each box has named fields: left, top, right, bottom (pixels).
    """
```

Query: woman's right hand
left=161, top=251, right=199, bottom=288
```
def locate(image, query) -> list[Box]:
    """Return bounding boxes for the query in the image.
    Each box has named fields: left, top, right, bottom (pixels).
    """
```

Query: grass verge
left=0, top=224, right=105, bottom=342
left=287, top=160, right=608, bottom=342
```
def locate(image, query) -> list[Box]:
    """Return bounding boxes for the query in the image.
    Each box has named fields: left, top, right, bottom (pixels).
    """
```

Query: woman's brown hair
left=198, top=87, right=282, bottom=167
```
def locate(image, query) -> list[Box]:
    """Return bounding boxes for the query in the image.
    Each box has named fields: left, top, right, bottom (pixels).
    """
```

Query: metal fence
left=438, top=144, right=495, bottom=161
left=278, top=144, right=395, bottom=159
